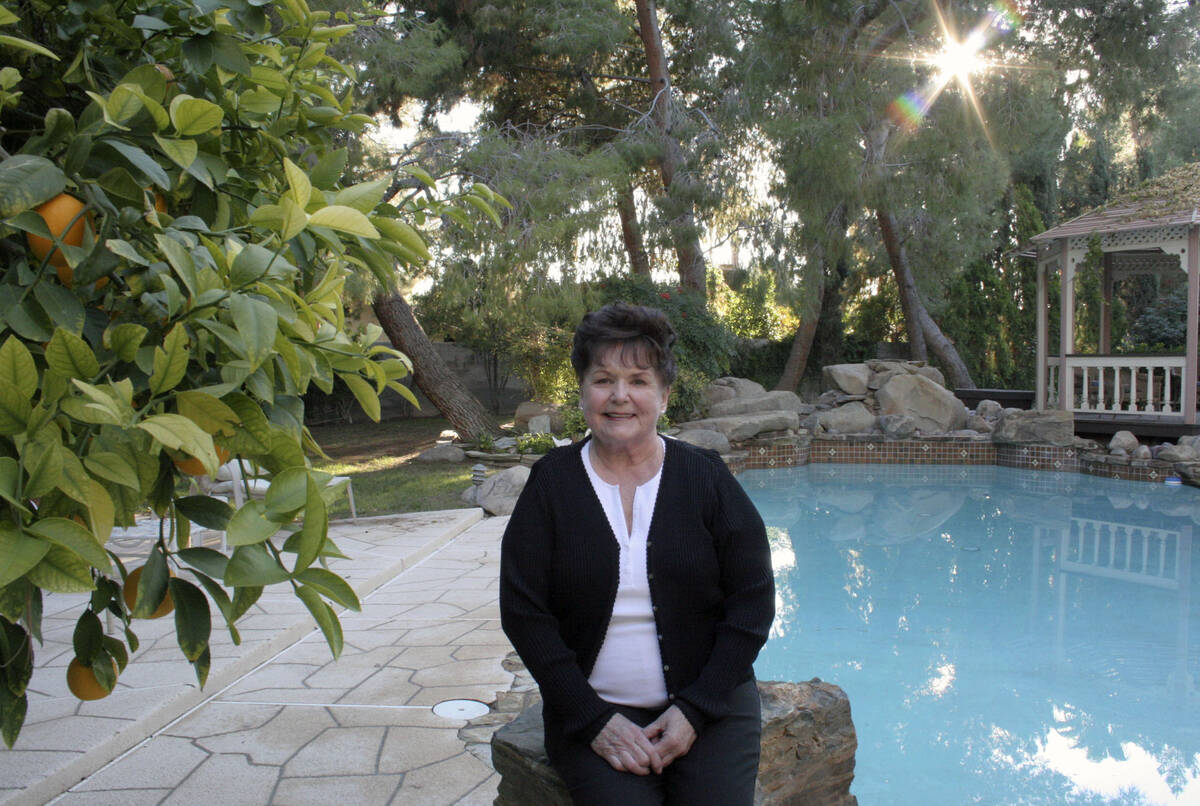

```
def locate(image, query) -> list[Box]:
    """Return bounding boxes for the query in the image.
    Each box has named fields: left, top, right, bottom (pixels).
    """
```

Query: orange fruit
left=122, top=565, right=175, bottom=619
left=67, top=656, right=118, bottom=701
left=27, top=194, right=90, bottom=271
left=173, top=445, right=231, bottom=477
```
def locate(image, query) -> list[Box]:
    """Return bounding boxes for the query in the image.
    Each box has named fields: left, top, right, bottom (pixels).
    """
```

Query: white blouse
left=582, top=439, right=669, bottom=709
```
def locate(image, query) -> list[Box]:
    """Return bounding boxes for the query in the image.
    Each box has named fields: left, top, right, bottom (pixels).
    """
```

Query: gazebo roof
left=1031, top=161, right=1200, bottom=243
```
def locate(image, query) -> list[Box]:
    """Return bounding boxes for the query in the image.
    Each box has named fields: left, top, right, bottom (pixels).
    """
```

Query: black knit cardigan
left=499, top=436, right=775, bottom=743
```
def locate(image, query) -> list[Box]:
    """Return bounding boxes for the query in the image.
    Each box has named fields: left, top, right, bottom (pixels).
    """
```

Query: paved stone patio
left=1, top=509, right=517, bottom=806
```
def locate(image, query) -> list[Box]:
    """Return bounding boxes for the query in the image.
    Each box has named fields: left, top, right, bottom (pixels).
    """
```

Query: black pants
left=544, top=680, right=761, bottom=806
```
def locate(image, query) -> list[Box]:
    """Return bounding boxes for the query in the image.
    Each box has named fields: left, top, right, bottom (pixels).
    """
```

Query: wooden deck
left=1072, top=413, right=1200, bottom=441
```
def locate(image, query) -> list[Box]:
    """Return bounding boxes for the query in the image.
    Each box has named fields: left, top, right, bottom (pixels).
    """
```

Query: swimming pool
left=743, top=464, right=1200, bottom=805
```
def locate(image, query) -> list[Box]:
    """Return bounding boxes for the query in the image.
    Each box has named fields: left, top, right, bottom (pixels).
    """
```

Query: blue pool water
left=742, top=464, right=1200, bottom=805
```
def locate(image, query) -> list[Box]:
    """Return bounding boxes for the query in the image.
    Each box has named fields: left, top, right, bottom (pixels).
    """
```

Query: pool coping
left=723, top=432, right=1188, bottom=484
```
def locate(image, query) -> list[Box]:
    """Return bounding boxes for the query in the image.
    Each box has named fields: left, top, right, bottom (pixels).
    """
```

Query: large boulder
left=823, top=364, right=871, bottom=396
left=711, top=376, right=767, bottom=398
left=808, top=402, right=877, bottom=435
left=514, top=402, right=564, bottom=433
left=675, top=429, right=732, bottom=453
left=912, top=365, right=946, bottom=387
left=477, top=465, right=531, bottom=516
left=975, top=400, right=1003, bottom=421
left=676, top=411, right=800, bottom=442
left=991, top=409, right=1075, bottom=446
left=417, top=443, right=466, bottom=463
left=877, top=413, right=917, bottom=439
left=1109, top=431, right=1139, bottom=453
left=710, top=391, right=813, bottom=418
left=492, top=680, right=858, bottom=806
left=1158, top=443, right=1198, bottom=463
left=875, top=374, right=967, bottom=433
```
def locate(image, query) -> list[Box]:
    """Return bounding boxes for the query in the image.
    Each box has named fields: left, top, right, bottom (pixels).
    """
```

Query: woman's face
left=580, top=345, right=669, bottom=453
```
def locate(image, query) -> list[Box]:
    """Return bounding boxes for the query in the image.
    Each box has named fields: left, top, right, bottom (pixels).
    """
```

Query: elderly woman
left=500, top=303, right=775, bottom=806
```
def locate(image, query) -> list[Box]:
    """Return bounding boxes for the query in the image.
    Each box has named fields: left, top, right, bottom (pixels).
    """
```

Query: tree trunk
left=616, top=185, right=651, bottom=275
left=372, top=291, right=498, bottom=440
left=774, top=288, right=822, bottom=392
left=873, top=207, right=976, bottom=389
left=874, top=206, right=927, bottom=361
left=634, top=0, right=707, bottom=294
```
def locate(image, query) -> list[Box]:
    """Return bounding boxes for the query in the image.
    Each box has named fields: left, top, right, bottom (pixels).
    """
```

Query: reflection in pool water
left=743, top=464, right=1200, bottom=805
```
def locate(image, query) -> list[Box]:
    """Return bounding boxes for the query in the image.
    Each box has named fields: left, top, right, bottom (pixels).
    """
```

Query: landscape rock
left=527, top=414, right=552, bottom=435
left=877, top=413, right=917, bottom=439
left=966, top=414, right=994, bottom=433
left=460, top=486, right=478, bottom=505
left=875, top=374, right=967, bottom=433
left=991, top=409, right=1075, bottom=446
left=712, top=376, right=767, bottom=398
left=823, top=364, right=871, bottom=395
left=1133, top=445, right=1153, bottom=461
left=974, top=400, right=1003, bottom=421
left=816, top=390, right=841, bottom=409
left=702, top=382, right=738, bottom=412
left=1157, top=443, right=1198, bottom=463
left=808, top=402, right=877, bottom=434
left=710, top=391, right=813, bottom=418
left=514, top=402, right=564, bottom=433
left=675, top=429, right=732, bottom=453
left=492, top=681, right=858, bottom=806
left=913, top=365, right=946, bottom=387
left=477, top=465, right=531, bottom=516
left=417, top=443, right=466, bottom=463
left=1109, top=431, right=1139, bottom=453
left=868, top=368, right=905, bottom=390
left=675, top=411, right=800, bottom=442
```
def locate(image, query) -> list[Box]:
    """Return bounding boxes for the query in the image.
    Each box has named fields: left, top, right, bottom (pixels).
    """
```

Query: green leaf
left=104, top=323, right=149, bottom=362
left=463, top=193, right=503, bottom=227
left=27, top=518, right=111, bottom=573
left=177, top=547, right=230, bottom=579
left=26, top=545, right=94, bottom=593
left=104, top=139, right=170, bottom=190
left=169, top=95, right=223, bottom=136
left=229, top=584, right=262, bottom=621
left=149, top=324, right=190, bottom=396
left=130, top=548, right=170, bottom=619
left=333, top=178, right=387, bottom=214
left=22, top=441, right=62, bottom=499
left=400, top=164, right=436, bottom=188
left=84, top=451, right=140, bottom=489
left=224, top=543, right=289, bottom=587
left=0, top=155, right=65, bottom=218
left=291, top=477, right=326, bottom=573
left=0, top=33, right=58, bottom=61
left=277, top=196, right=308, bottom=241
left=0, top=457, right=18, bottom=506
left=229, top=294, right=278, bottom=370
left=72, top=609, right=104, bottom=663
left=137, top=414, right=218, bottom=473
left=307, top=205, right=378, bottom=238
left=45, top=328, right=100, bottom=379
left=32, top=283, right=85, bottom=333
left=0, top=526, right=50, bottom=587
left=283, top=158, right=311, bottom=208
left=295, top=585, right=343, bottom=657
left=176, top=390, right=239, bottom=436
left=210, top=32, right=252, bottom=75
left=222, top=393, right=272, bottom=453
left=263, top=467, right=308, bottom=521
left=374, top=218, right=430, bottom=261
left=187, top=570, right=239, bottom=645
left=175, top=496, right=234, bottom=531
left=0, top=383, right=31, bottom=435
left=155, top=234, right=198, bottom=296
left=190, top=645, right=211, bottom=688
left=294, top=567, right=359, bottom=611
left=338, top=373, right=381, bottom=422
left=169, top=578, right=211, bottom=662
left=225, top=500, right=280, bottom=546
left=309, top=149, right=346, bottom=189
left=154, top=135, right=198, bottom=171
left=229, top=243, right=275, bottom=287
left=1, top=686, right=28, bottom=749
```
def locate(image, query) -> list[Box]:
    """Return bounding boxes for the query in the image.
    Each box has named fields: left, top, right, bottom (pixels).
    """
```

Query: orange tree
left=0, top=0, right=499, bottom=746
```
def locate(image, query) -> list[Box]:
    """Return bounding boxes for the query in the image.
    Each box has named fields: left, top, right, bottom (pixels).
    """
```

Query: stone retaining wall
left=491, top=680, right=858, bottom=806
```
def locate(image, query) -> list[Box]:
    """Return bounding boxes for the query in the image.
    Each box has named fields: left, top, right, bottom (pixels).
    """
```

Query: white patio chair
left=205, top=459, right=357, bottom=520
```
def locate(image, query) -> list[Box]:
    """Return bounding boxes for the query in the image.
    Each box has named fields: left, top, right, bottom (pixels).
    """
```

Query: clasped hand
left=590, top=706, right=697, bottom=775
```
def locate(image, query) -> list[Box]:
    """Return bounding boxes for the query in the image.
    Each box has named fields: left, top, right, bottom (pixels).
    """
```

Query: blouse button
left=657, top=634, right=663, bottom=641
left=668, top=694, right=676, bottom=701
left=663, top=664, right=670, bottom=672
left=647, top=573, right=654, bottom=580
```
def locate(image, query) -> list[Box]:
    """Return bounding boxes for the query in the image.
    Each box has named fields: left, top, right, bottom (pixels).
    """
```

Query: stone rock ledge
left=491, top=679, right=858, bottom=806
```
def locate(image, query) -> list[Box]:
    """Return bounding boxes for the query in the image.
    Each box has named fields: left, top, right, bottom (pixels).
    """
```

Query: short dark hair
left=571, top=303, right=678, bottom=385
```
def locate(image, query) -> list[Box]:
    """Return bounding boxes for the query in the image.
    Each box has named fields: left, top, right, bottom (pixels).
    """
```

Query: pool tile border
left=725, top=433, right=1178, bottom=484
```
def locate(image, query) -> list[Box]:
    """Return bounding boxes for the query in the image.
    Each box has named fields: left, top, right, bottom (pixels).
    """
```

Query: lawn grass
left=309, top=417, right=477, bottom=518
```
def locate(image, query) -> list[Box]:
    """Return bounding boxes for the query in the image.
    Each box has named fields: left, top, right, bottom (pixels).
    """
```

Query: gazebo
left=1031, top=162, right=1200, bottom=435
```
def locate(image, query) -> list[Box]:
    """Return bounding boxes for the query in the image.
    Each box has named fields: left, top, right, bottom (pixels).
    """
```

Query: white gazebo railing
left=1046, top=355, right=1187, bottom=415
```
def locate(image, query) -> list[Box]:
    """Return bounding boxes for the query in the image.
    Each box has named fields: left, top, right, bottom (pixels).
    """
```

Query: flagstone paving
left=1, top=509, right=524, bottom=806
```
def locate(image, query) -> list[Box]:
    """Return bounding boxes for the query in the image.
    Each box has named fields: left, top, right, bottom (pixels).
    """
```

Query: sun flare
left=935, top=35, right=986, bottom=83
